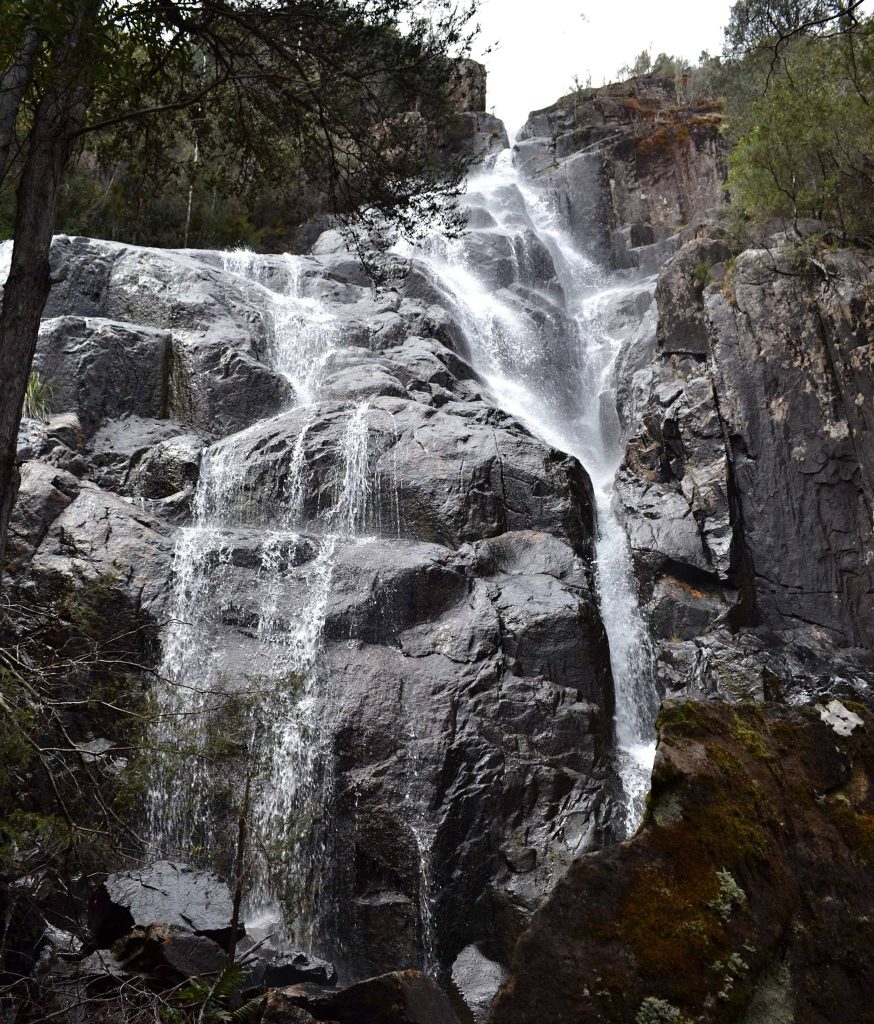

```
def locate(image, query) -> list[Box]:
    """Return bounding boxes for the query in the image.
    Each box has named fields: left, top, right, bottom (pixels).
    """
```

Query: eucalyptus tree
left=0, top=0, right=478, bottom=577
left=725, top=0, right=867, bottom=56
left=722, top=0, right=874, bottom=240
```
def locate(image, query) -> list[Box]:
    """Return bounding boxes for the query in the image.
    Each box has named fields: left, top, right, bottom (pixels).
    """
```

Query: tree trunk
left=0, top=10, right=97, bottom=581
left=0, top=25, right=41, bottom=185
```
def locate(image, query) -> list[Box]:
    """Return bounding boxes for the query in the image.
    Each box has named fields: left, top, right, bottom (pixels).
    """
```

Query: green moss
left=0, top=811, right=69, bottom=871
left=699, top=746, right=776, bottom=860
left=826, top=803, right=874, bottom=866
left=690, top=260, right=713, bottom=290
left=727, top=708, right=775, bottom=763
left=658, top=700, right=715, bottom=738
left=620, top=851, right=726, bottom=982
left=57, top=566, right=127, bottom=640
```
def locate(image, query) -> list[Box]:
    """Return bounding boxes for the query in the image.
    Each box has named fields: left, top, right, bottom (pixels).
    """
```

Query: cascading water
left=146, top=255, right=373, bottom=953
left=401, top=149, right=660, bottom=834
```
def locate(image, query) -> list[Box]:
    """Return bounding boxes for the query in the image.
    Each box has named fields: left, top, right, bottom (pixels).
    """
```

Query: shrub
left=22, top=371, right=52, bottom=422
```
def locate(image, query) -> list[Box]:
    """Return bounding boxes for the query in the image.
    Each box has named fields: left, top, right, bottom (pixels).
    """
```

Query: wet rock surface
left=88, top=861, right=239, bottom=947
left=7, top=69, right=874, bottom=1012
left=262, top=970, right=461, bottom=1024
left=8, top=221, right=615, bottom=981
left=615, top=236, right=874, bottom=703
left=490, top=699, right=874, bottom=1024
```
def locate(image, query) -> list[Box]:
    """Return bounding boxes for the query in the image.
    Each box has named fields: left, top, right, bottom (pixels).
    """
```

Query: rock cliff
left=3, top=67, right=874, bottom=1024
left=3, top=224, right=614, bottom=980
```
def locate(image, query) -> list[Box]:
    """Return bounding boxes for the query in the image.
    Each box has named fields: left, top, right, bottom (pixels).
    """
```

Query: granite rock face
left=8, top=66, right=874, bottom=1005
left=490, top=699, right=874, bottom=1024
left=515, top=75, right=726, bottom=267
left=7, top=225, right=614, bottom=980
left=615, top=238, right=874, bottom=704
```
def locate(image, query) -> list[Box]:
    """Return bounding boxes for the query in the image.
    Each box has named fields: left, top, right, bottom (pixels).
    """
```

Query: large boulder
left=88, top=861, right=238, bottom=948
left=198, top=397, right=596, bottom=553
left=263, top=970, right=462, bottom=1024
left=20, top=484, right=172, bottom=629
left=490, top=699, right=874, bottom=1024
left=34, top=316, right=170, bottom=436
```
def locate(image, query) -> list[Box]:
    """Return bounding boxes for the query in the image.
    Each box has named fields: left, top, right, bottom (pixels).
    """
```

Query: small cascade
left=222, top=250, right=339, bottom=403
left=329, top=403, right=372, bottom=536
left=403, top=149, right=660, bottom=834
left=146, top=258, right=381, bottom=955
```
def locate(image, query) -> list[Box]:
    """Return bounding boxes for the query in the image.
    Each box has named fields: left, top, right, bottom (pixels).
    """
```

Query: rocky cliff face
left=3, top=224, right=614, bottom=981
left=4, top=67, right=874, bottom=1023
left=514, top=73, right=873, bottom=708
left=483, top=76, right=874, bottom=1024
left=615, top=236, right=874, bottom=706
left=515, top=75, right=726, bottom=268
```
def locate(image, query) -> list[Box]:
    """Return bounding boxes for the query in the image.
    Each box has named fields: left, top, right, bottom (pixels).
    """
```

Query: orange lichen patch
left=689, top=113, right=726, bottom=128
left=620, top=861, right=726, bottom=979
left=622, top=98, right=661, bottom=117
left=637, top=122, right=691, bottom=156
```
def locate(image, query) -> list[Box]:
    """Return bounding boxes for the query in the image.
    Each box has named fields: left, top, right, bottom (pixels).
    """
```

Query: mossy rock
left=491, top=698, right=874, bottom=1024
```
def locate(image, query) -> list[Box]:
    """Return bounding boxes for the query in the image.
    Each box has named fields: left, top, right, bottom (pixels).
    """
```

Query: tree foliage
left=0, top=0, right=479, bottom=249
left=725, top=0, right=867, bottom=57
left=0, top=0, right=480, bottom=589
left=723, top=1, right=874, bottom=243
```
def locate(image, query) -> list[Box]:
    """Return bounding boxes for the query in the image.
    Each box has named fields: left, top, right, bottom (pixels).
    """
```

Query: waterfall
left=401, top=149, right=660, bottom=834
left=147, top=141, right=661, bottom=968
left=146, top=255, right=372, bottom=953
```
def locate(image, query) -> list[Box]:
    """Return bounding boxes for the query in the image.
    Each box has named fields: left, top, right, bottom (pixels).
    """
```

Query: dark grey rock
left=88, top=861, right=238, bottom=948
left=87, top=415, right=202, bottom=491
left=159, top=931, right=227, bottom=978
left=617, top=237, right=874, bottom=702
left=17, top=412, right=84, bottom=462
left=4, top=461, right=80, bottom=575
left=654, top=238, right=731, bottom=355
left=33, top=316, right=170, bottom=436
left=263, top=951, right=337, bottom=988
left=20, top=484, right=172, bottom=631
left=127, top=433, right=205, bottom=499
left=262, top=970, right=462, bottom=1024
left=200, top=396, right=597, bottom=554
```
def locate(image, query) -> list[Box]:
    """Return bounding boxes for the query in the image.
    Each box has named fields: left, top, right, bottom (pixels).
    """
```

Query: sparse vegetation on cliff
left=724, top=1, right=874, bottom=244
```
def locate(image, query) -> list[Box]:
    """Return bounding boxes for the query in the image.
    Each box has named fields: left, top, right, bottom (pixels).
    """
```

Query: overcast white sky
left=472, top=1, right=733, bottom=136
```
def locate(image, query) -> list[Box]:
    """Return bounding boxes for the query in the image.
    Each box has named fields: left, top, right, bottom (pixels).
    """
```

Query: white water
left=401, top=150, right=659, bottom=834
left=146, top=255, right=375, bottom=952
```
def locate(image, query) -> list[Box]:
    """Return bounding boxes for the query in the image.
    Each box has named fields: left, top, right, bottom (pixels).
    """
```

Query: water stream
left=401, top=149, right=659, bottom=833
left=146, top=255, right=367, bottom=951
